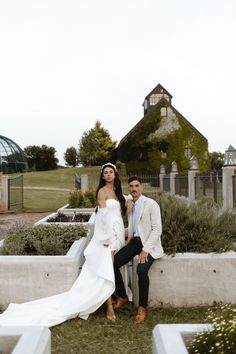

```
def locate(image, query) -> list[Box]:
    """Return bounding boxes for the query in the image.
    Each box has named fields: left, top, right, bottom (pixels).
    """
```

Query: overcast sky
left=0, top=0, right=235, bottom=165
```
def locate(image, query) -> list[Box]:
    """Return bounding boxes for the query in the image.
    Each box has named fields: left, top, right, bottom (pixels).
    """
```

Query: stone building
left=116, top=84, right=208, bottom=172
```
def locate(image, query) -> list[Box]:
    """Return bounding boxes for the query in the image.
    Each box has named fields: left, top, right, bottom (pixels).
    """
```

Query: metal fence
left=175, top=173, right=188, bottom=197
left=126, top=174, right=159, bottom=199
left=8, top=175, right=23, bottom=210
left=86, top=172, right=160, bottom=199
left=195, top=171, right=222, bottom=204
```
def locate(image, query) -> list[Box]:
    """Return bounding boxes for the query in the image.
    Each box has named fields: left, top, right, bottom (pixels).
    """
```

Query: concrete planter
left=152, top=324, right=212, bottom=354
left=133, top=251, right=236, bottom=307
left=34, top=208, right=95, bottom=239
left=0, top=238, right=87, bottom=308
left=0, top=326, right=51, bottom=354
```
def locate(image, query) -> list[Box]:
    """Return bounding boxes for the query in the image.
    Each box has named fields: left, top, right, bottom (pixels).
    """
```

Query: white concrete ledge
left=152, top=324, right=211, bottom=354
left=133, top=251, right=236, bottom=307
left=0, top=238, right=87, bottom=308
left=0, top=326, right=51, bottom=354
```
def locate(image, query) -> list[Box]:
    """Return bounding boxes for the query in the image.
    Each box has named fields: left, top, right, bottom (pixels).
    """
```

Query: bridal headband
left=101, top=163, right=117, bottom=172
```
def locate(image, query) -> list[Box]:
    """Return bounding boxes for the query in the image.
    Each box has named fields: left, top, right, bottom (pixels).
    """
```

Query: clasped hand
left=139, top=250, right=148, bottom=263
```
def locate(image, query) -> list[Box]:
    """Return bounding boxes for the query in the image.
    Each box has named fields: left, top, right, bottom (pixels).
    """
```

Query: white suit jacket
left=127, top=195, right=164, bottom=259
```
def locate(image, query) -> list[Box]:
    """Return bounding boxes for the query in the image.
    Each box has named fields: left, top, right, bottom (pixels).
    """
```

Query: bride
left=0, top=163, right=126, bottom=327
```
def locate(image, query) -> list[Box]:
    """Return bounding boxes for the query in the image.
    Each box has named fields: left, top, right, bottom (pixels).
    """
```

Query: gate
left=195, top=171, right=222, bottom=204
left=8, top=175, right=23, bottom=210
left=175, top=173, right=188, bottom=197
left=163, top=175, right=170, bottom=192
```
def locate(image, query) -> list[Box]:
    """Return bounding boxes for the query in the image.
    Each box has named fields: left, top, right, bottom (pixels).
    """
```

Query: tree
left=208, top=151, right=224, bottom=171
left=64, top=146, right=78, bottom=167
left=24, top=145, right=58, bottom=171
left=78, top=120, right=116, bottom=166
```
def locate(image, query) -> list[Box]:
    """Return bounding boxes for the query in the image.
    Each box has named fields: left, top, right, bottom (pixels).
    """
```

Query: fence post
left=222, top=145, right=236, bottom=210
left=0, top=175, right=9, bottom=211
left=159, top=165, right=165, bottom=192
left=188, top=156, right=200, bottom=203
left=170, top=161, right=178, bottom=194
left=81, top=174, right=88, bottom=193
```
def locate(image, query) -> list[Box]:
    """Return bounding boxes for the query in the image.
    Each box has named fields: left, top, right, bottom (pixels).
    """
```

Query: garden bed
left=47, top=212, right=91, bottom=223
left=0, top=238, right=87, bottom=308
left=34, top=208, right=95, bottom=228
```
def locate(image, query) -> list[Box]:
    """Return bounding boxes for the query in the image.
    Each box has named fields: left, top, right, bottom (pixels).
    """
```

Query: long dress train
left=0, top=199, right=125, bottom=327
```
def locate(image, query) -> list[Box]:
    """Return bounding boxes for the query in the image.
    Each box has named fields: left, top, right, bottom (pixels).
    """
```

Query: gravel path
left=0, top=211, right=51, bottom=240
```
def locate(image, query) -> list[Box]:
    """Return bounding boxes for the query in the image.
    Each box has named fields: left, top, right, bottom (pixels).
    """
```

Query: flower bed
left=34, top=208, right=95, bottom=228
left=47, top=212, right=91, bottom=223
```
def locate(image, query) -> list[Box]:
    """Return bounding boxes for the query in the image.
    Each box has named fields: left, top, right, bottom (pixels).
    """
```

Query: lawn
left=21, top=167, right=101, bottom=210
left=23, top=166, right=101, bottom=189
left=51, top=304, right=222, bottom=354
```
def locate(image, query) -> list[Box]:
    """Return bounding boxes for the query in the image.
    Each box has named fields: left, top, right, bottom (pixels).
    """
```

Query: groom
left=113, top=176, right=163, bottom=324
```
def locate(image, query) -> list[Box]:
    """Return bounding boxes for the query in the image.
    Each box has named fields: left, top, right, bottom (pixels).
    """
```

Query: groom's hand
left=139, top=250, right=148, bottom=263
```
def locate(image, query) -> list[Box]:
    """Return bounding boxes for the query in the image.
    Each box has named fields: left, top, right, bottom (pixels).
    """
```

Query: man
left=113, top=176, right=163, bottom=324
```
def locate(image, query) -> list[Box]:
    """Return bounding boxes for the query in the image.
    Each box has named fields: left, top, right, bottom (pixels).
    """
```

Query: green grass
left=51, top=304, right=224, bottom=354
left=22, top=167, right=101, bottom=189
left=18, top=167, right=101, bottom=210
left=23, top=189, right=69, bottom=210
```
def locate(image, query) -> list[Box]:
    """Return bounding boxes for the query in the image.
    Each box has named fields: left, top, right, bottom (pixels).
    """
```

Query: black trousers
left=114, top=238, right=155, bottom=308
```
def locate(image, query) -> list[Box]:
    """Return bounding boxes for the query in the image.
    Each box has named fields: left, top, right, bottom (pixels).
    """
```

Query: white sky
left=0, top=0, right=236, bottom=165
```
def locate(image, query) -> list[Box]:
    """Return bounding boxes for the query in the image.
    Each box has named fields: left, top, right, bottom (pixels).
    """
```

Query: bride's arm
left=95, top=189, right=111, bottom=246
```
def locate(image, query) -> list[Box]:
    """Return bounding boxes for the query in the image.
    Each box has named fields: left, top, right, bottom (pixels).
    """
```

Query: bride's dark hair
left=96, top=163, right=126, bottom=215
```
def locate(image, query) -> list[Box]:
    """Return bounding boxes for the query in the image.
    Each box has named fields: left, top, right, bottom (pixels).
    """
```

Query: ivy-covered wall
left=117, top=99, right=208, bottom=173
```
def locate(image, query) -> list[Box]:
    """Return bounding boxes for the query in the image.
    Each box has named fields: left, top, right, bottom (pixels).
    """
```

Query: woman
left=0, top=163, right=126, bottom=327
left=95, top=162, right=126, bottom=320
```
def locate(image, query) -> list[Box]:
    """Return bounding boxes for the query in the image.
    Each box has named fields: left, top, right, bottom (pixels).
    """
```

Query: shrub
left=83, top=190, right=97, bottom=208
left=0, top=224, right=87, bottom=256
left=68, top=189, right=96, bottom=208
left=155, top=194, right=236, bottom=255
left=188, top=304, right=236, bottom=354
left=68, top=189, right=84, bottom=208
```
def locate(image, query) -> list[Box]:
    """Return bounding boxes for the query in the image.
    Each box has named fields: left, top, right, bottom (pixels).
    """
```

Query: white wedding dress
left=0, top=199, right=125, bottom=327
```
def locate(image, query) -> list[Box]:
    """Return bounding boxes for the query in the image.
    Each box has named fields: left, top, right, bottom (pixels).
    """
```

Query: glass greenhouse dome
left=0, top=135, right=28, bottom=173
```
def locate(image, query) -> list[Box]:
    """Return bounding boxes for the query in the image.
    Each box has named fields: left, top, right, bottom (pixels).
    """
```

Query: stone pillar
left=0, top=175, right=9, bottom=211
left=159, top=165, right=165, bottom=192
left=81, top=174, right=88, bottom=193
left=188, top=156, right=200, bottom=203
left=170, top=161, right=178, bottom=194
left=222, top=145, right=236, bottom=210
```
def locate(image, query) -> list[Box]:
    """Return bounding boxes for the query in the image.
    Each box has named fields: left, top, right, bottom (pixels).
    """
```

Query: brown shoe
left=132, top=307, right=148, bottom=324
left=113, top=296, right=128, bottom=309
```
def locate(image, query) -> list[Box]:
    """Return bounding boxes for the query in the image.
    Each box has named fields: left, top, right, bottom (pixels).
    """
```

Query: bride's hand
left=126, top=199, right=133, bottom=214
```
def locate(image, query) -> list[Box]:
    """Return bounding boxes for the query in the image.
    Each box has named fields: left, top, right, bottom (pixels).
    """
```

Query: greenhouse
left=0, top=135, right=28, bottom=173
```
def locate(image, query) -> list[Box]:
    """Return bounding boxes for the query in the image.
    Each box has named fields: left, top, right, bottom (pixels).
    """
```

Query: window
left=150, top=94, right=160, bottom=105
left=160, top=107, right=167, bottom=117
left=161, top=151, right=167, bottom=159
left=149, top=93, right=170, bottom=106
left=184, top=148, right=192, bottom=159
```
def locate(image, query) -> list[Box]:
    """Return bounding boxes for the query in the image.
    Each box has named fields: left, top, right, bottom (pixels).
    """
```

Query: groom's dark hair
left=128, top=176, right=142, bottom=184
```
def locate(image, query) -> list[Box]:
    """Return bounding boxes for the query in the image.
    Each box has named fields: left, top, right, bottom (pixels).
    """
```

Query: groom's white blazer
left=127, top=195, right=164, bottom=259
